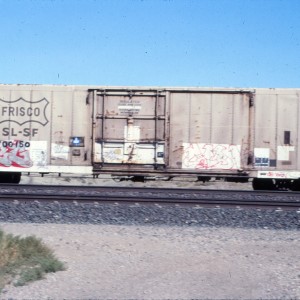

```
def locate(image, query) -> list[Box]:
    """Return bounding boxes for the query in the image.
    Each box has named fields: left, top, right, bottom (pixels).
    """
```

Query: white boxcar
left=0, top=84, right=299, bottom=190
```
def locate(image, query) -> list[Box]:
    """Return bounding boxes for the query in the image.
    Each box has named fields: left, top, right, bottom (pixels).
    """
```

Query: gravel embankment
left=0, top=200, right=299, bottom=230
left=1, top=223, right=299, bottom=299
left=0, top=175, right=299, bottom=299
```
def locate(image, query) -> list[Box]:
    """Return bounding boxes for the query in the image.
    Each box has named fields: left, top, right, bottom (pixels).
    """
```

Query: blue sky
left=0, top=0, right=299, bottom=88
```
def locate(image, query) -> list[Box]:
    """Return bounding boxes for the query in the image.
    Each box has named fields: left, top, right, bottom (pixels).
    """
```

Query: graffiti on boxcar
left=0, top=140, right=33, bottom=168
left=51, top=143, right=69, bottom=161
left=182, top=143, right=241, bottom=170
left=103, top=148, right=123, bottom=163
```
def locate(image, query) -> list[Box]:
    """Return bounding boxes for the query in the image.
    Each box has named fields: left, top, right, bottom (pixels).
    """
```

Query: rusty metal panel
left=102, top=94, right=165, bottom=117
left=168, top=93, right=190, bottom=169
left=92, top=90, right=166, bottom=165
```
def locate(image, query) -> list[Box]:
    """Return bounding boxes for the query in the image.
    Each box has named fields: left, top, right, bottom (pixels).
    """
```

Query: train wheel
left=197, top=176, right=211, bottom=183
left=0, top=172, right=21, bottom=184
left=252, top=178, right=276, bottom=190
left=131, top=176, right=145, bottom=182
left=291, top=179, right=300, bottom=191
left=11, top=172, right=21, bottom=184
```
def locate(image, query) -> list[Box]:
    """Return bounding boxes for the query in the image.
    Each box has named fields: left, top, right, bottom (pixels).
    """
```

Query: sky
left=0, top=0, right=300, bottom=88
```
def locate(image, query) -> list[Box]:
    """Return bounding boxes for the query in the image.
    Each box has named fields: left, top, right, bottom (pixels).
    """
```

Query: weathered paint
left=92, top=89, right=166, bottom=167
left=95, top=142, right=165, bottom=164
left=51, top=143, right=69, bottom=161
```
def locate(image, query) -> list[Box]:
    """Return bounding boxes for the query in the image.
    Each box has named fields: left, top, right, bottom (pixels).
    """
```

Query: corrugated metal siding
left=168, top=92, right=251, bottom=170
left=254, top=90, right=299, bottom=170
left=0, top=86, right=91, bottom=172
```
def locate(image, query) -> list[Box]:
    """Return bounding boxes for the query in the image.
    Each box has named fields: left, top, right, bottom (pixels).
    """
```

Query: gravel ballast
left=0, top=200, right=299, bottom=230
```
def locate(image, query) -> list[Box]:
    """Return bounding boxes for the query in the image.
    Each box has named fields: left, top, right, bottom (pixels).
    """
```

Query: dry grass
left=0, top=228, right=65, bottom=292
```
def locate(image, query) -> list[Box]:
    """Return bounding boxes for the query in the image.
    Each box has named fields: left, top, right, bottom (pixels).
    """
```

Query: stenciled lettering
left=2, top=128, right=9, bottom=136
left=1, top=106, right=41, bottom=117
left=2, top=127, right=39, bottom=137
left=0, top=140, right=30, bottom=148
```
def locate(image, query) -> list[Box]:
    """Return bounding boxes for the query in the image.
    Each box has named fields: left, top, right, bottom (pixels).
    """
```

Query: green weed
left=0, top=228, right=65, bottom=292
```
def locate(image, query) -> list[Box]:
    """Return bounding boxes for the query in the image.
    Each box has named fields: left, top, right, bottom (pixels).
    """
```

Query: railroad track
left=0, top=184, right=300, bottom=209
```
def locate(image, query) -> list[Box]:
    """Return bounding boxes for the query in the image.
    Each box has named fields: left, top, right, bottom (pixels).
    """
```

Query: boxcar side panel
left=51, top=89, right=91, bottom=168
left=189, top=93, right=212, bottom=143
left=168, top=91, right=251, bottom=172
left=168, top=92, right=190, bottom=169
left=0, top=85, right=92, bottom=174
left=254, top=89, right=300, bottom=176
left=51, top=91, right=73, bottom=166
left=276, top=94, right=298, bottom=170
left=0, top=87, right=52, bottom=172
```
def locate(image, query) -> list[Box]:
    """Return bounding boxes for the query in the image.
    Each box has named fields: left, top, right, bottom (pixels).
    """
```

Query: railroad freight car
left=0, top=84, right=299, bottom=190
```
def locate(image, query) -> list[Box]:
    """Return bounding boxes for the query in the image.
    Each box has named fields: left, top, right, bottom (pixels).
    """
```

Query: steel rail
left=0, top=194, right=299, bottom=209
left=0, top=184, right=299, bottom=209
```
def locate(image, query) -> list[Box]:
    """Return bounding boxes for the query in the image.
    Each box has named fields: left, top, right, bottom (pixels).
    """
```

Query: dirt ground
left=1, top=222, right=299, bottom=299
